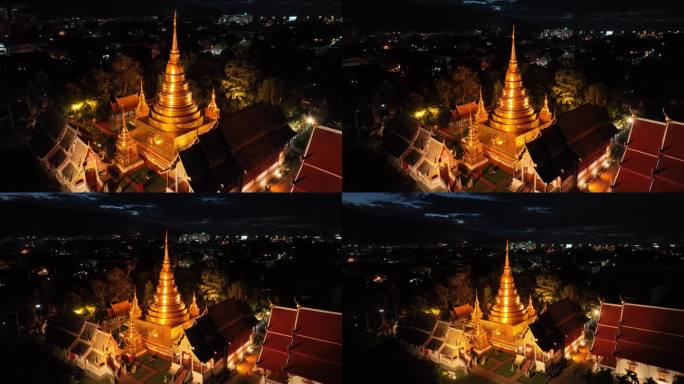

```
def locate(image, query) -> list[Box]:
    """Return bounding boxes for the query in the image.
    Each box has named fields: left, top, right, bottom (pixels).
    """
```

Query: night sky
left=343, top=193, right=684, bottom=243
left=346, top=0, right=684, bottom=29
left=0, top=193, right=341, bottom=235
left=24, top=0, right=341, bottom=17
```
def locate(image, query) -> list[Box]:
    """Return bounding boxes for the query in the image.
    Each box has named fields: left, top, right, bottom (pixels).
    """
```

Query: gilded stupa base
left=134, top=317, right=195, bottom=358
left=477, top=318, right=531, bottom=351
left=131, top=118, right=217, bottom=171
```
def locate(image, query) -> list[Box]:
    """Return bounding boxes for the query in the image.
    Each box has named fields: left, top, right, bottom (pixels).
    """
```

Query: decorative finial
left=163, top=230, right=170, bottom=268
left=510, top=25, right=517, bottom=64
left=170, top=10, right=180, bottom=63
left=505, top=239, right=510, bottom=269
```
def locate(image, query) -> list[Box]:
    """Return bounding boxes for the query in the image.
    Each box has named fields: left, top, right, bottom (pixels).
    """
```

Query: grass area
left=494, top=360, right=517, bottom=378
left=467, top=178, right=494, bottom=192
left=142, top=355, right=171, bottom=372
left=482, top=357, right=501, bottom=370
left=145, top=371, right=168, bottom=384
left=452, top=373, right=497, bottom=384
left=484, top=167, right=513, bottom=187
left=131, top=365, right=151, bottom=380
left=517, top=373, right=550, bottom=384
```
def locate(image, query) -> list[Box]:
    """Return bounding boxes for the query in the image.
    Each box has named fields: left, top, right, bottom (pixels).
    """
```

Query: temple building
left=291, top=125, right=342, bottom=192
left=258, top=305, right=342, bottom=384
left=475, top=27, right=555, bottom=170
left=381, top=116, right=457, bottom=191
left=132, top=231, right=200, bottom=357
left=611, top=117, right=684, bottom=192
left=45, top=311, right=121, bottom=382
left=175, top=299, right=257, bottom=383
left=178, top=103, right=294, bottom=192
left=29, top=110, right=91, bottom=192
left=591, top=302, right=684, bottom=382
left=130, top=11, right=219, bottom=172
left=520, top=105, right=617, bottom=192
left=516, top=298, right=587, bottom=375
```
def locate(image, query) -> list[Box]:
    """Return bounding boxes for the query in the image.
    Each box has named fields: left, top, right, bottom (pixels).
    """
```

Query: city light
left=306, top=116, right=316, bottom=125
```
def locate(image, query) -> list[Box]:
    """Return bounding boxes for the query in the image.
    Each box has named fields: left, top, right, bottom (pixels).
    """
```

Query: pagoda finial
left=475, top=86, right=489, bottom=123
left=135, top=79, right=150, bottom=118
left=205, top=85, right=221, bottom=120
left=510, top=25, right=517, bottom=63
left=170, top=10, right=180, bottom=63
left=163, top=230, right=170, bottom=269
left=505, top=239, right=510, bottom=269
left=121, top=110, right=127, bottom=134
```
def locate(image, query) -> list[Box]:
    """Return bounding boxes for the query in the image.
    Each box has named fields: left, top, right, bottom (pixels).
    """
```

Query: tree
left=257, top=77, right=281, bottom=105
left=552, top=69, right=586, bottom=111
left=559, top=284, right=578, bottom=301
left=483, top=285, right=493, bottom=310
left=448, top=270, right=474, bottom=306
left=199, top=269, right=227, bottom=304
left=584, top=368, right=615, bottom=384
left=535, top=274, right=561, bottom=304
left=618, top=370, right=639, bottom=384
left=110, top=55, right=142, bottom=97
left=84, top=68, right=114, bottom=103
left=585, top=83, right=606, bottom=106
left=142, top=281, right=154, bottom=308
left=434, top=66, right=481, bottom=108
left=221, top=59, right=259, bottom=112
left=103, top=268, right=133, bottom=303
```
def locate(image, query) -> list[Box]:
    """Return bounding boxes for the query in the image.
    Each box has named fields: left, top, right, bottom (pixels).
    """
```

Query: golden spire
left=488, top=240, right=528, bottom=324
left=189, top=291, right=200, bottom=318
left=539, top=93, right=553, bottom=123
left=135, top=80, right=149, bottom=119
left=510, top=25, right=517, bottom=64
left=113, top=111, right=140, bottom=171
left=170, top=10, right=179, bottom=64
left=145, top=231, right=190, bottom=326
left=145, top=10, right=204, bottom=133
left=124, top=290, right=142, bottom=355
left=489, top=26, right=539, bottom=133
left=471, top=290, right=483, bottom=322
left=205, top=86, right=220, bottom=120
left=526, top=294, right=536, bottom=319
left=476, top=87, right=488, bottom=123
left=131, top=286, right=142, bottom=319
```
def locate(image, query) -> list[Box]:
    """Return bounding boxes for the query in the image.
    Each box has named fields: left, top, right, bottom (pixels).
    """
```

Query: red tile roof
left=106, top=300, right=131, bottom=318
left=613, top=118, right=684, bottom=192
left=110, top=94, right=140, bottom=114
left=292, top=126, right=342, bottom=192
left=591, top=302, right=684, bottom=373
left=257, top=306, right=341, bottom=384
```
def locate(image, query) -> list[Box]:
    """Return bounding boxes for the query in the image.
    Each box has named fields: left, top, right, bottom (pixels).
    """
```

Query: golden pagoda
left=488, top=240, right=528, bottom=324
left=204, top=87, right=220, bottom=121
left=134, top=231, right=198, bottom=357
left=124, top=288, right=144, bottom=356
left=131, top=287, right=143, bottom=319
left=475, top=240, right=535, bottom=350
left=475, top=26, right=554, bottom=168
left=189, top=292, right=200, bottom=318
left=470, top=291, right=490, bottom=352
left=526, top=294, right=537, bottom=319
left=131, top=10, right=218, bottom=171
left=113, top=111, right=143, bottom=174
left=145, top=231, right=190, bottom=326
left=463, top=113, right=486, bottom=170
left=539, top=94, right=553, bottom=123
left=475, top=87, right=489, bottom=124
left=135, top=80, right=149, bottom=119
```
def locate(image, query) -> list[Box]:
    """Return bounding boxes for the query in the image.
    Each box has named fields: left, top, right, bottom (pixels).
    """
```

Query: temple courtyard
left=437, top=347, right=591, bottom=384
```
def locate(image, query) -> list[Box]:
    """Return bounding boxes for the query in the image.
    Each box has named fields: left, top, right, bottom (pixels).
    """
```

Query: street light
left=306, top=116, right=316, bottom=126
